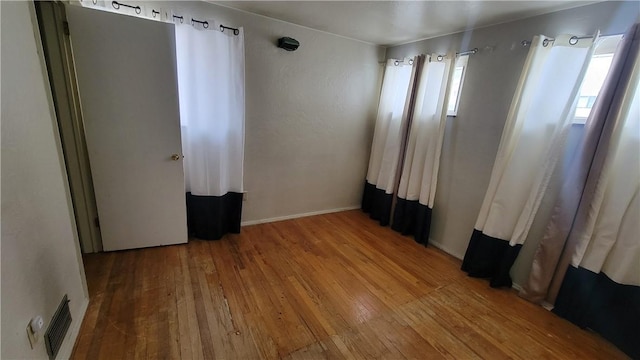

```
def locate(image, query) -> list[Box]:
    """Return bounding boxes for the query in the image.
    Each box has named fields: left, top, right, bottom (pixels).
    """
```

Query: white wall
left=1, top=2, right=89, bottom=358
left=130, top=1, right=384, bottom=223
left=386, top=1, right=639, bottom=286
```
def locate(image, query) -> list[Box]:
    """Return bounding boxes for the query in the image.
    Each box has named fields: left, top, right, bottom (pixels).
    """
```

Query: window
left=573, top=35, right=623, bottom=124
left=447, top=55, right=468, bottom=116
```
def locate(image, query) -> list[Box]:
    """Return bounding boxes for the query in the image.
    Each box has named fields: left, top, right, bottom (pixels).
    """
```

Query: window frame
left=447, top=55, right=469, bottom=117
left=572, top=35, right=623, bottom=124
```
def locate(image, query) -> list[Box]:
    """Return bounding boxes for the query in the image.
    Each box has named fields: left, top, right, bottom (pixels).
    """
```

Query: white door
left=67, top=5, right=187, bottom=251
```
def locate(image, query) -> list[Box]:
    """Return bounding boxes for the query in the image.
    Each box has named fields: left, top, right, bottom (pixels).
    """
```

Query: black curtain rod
left=192, top=18, right=209, bottom=29
left=110, top=3, right=239, bottom=36
left=112, top=1, right=141, bottom=14
left=220, top=25, right=239, bottom=36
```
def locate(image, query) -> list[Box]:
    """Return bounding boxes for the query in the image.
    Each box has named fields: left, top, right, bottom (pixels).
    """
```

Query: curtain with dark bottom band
left=547, top=24, right=640, bottom=359
left=391, top=199, right=432, bottom=245
left=521, top=26, right=639, bottom=303
left=176, top=22, right=245, bottom=241
left=463, top=34, right=597, bottom=287
left=461, top=230, right=522, bottom=287
left=362, top=57, right=417, bottom=225
left=186, top=192, right=243, bottom=240
left=361, top=182, right=394, bottom=226
left=553, top=267, right=640, bottom=359
left=391, top=54, right=453, bottom=245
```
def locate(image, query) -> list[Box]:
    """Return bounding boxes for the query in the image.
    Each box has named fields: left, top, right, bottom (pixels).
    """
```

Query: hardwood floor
left=72, top=210, right=626, bottom=359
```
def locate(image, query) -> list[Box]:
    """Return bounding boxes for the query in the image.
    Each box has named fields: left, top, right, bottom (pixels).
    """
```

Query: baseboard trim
left=511, top=282, right=523, bottom=292
left=428, top=238, right=464, bottom=260
left=56, top=296, right=89, bottom=360
left=540, top=301, right=555, bottom=311
left=241, top=206, right=361, bottom=226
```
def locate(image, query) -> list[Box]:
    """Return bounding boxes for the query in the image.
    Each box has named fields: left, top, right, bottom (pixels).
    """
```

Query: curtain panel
left=392, top=55, right=454, bottom=245
left=175, top=23, right=245, bottom=240
left=522, top=30, right=637, bottom=304
left=542, top=24, right=639, bottom=358
left=463, top=34, right=597, bottom=287
left=362, top=58, right=417, bottom=225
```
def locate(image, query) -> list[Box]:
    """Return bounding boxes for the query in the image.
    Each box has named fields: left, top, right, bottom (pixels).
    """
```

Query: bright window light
left=574, top=54, right=614, bottom=121
left=573, top=35, right=622, bottom=124
left=447, top=55, right=468, bottom=116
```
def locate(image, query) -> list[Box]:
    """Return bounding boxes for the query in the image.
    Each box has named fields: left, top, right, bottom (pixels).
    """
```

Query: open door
left=67, top=5, right=187, bottom=251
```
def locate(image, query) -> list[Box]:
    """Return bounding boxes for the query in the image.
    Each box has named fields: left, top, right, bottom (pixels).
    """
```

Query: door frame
left=35, top=1, right=102, bottom=253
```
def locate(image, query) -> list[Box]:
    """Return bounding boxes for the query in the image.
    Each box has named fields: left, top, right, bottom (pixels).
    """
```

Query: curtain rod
left=379, top=53, right=450, bottom=65
left=393, top=58, right=414, bottom=66
left=112, top=1, right=140, bottom=14
left=109, top=2, right=240, bottom=36
left=376, top=58, right=414, bottom=66
left=521, top=35, right=594, bottom=48
left=220, top=25, right=240, bottom=36
left=192, top=18, right=209, bottom=29
left=456, top=48, right=478, bottom=56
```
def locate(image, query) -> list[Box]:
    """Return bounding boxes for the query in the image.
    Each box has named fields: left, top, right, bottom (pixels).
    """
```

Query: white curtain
left=572, top=57, right=639, bottom=285
left=175, top=23, right=245, bottom=196
left=475, top=34, right=597, bottom=245
left=549, top=27, right=639, bottom=356
left=462, top=34, right=598, bottom=287
left=391, top=54, right=454, bottom=243
left=366, top=59, right=415, bottom=193
left=396, top=55, right=453, bottom=208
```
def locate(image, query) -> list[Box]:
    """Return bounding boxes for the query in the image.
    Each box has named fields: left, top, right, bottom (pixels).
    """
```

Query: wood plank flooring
left=72, top=210, right=627, bottom=359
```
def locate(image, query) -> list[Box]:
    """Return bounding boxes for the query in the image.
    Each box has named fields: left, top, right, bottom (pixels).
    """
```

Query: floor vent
left=45, top=295, right=72, bottom=360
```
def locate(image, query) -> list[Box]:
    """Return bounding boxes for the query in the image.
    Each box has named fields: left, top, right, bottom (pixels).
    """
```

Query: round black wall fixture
left=278, top=37, right=300, bottom=51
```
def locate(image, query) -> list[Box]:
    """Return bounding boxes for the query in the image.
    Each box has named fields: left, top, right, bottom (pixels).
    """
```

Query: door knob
left=171, top=154, right=181, bottom=161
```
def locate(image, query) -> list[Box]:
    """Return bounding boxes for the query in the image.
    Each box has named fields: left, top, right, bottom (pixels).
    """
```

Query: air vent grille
left=45, top=295, right=72, bottom=359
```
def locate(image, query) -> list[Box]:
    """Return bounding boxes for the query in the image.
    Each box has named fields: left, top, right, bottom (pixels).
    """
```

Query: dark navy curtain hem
left=553, top=266, right=640, bottom=359
left=186, top=192, right=242, bottom=240
left=361, top=181, right=393, bottom=226
left=391, top=197, right=432, bottom=245
left=461, top=229, right=522, bottom=288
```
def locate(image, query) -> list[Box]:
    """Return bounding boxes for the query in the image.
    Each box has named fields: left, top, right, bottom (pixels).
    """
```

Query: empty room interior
left=2, top=0, right=640, bottom=358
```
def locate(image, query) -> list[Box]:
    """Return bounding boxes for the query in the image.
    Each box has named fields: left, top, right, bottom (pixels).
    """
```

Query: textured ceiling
left=212, top=1, right=597, bottom=46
